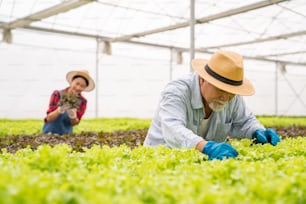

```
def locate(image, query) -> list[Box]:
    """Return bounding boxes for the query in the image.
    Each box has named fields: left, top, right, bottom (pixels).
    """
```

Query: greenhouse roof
left=0, top=0, right=306, bottom=66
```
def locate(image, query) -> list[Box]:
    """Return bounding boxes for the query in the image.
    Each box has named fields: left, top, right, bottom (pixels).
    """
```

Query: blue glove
left=202, top=141, right=238, bottom=160
left=252, top=128, right=281, bottom=146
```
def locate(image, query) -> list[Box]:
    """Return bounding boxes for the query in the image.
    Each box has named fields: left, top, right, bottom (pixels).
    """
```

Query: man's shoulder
left=166, top=73, right=196, bottom=88
left=164, top=73, right=194, bottom=93
left=229, top=95, right=243, bottom=104
left=226, top=95, right=246, bottom=112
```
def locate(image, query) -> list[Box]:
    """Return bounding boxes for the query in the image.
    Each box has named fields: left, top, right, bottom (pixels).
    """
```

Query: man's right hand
left=202, top=141, right=238, bottom=160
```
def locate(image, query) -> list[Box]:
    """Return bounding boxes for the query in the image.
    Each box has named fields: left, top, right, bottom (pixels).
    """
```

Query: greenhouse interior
left=1, top=1, right=306, bottom=204
left=0, top=0, right=306, bottom=119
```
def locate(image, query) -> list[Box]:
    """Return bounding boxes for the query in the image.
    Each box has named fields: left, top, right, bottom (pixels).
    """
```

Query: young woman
left=42, top=70, right=95, bottom=135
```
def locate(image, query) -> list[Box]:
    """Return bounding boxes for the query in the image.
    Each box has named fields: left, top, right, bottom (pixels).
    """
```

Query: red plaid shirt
left=45, top=88, right=87, bottom=122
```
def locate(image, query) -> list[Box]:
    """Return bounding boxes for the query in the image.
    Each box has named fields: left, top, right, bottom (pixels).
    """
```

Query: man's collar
left=191, top=73, right=203, bottom=109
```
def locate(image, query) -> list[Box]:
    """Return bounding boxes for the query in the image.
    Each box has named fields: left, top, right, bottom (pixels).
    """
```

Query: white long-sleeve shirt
left=143, top=72, right=264, bottom=149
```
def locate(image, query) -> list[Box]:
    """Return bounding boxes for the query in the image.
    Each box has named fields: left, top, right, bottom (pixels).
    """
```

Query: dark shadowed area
left=0, top=125, right=305, bottom=153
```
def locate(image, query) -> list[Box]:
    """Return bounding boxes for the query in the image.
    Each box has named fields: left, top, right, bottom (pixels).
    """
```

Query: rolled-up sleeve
left=159, top=92, right=203, bottom=149
left=144, top=75, right=203, bottom=149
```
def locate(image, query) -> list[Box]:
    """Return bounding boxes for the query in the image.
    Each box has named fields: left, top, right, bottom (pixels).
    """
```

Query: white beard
left=208, top=100, right=227, bottom=112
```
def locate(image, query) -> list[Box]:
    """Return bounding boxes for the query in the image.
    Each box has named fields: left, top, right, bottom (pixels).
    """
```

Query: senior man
left=143, top=50, right=280, bottom=160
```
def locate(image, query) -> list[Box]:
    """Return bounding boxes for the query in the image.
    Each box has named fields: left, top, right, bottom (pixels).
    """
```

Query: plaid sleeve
left=46, top=90, right=61, bottom=114
left=77, top=97, right=87, bottom=120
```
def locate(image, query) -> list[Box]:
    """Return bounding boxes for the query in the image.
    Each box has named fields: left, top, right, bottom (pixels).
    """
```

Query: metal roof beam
left=111, top=0, right=288, bottom=42
left=15, top=25, right=306, bottom=66
left=244, top=55, right=306, bottom=66
left=19, top=25, right=111, bottom=41
left=1, top=0, right=94, bottom=29
left=255, top=50, right=306, bottom=58
left=200, top=30, right=306, bottom=50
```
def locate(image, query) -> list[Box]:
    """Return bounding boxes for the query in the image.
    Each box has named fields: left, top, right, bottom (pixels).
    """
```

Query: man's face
left=200, top=78, right=235, bottom=112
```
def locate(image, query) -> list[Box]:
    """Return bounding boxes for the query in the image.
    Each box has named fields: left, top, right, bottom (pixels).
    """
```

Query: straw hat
left=191, top=50, right=254, bottom=96
left=66, top=70, right=95, bottom=92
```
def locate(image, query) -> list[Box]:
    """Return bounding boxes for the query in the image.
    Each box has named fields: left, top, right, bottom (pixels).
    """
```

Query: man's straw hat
left=66, top=70, right=95, bottom=92
left=191, top=50, right=254, bottom=96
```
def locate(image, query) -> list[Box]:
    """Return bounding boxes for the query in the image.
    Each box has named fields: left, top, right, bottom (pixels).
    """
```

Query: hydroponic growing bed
left=0, top=118, right=305, bottom=204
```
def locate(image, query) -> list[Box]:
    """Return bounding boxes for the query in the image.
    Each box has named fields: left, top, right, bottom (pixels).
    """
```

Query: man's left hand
left=252, top=128, right=281, bottom=146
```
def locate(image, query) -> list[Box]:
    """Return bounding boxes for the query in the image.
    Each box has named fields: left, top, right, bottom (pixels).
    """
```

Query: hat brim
left=191, top=59, right=255, bottom=96
left=66, top=71, right=95, bottom=92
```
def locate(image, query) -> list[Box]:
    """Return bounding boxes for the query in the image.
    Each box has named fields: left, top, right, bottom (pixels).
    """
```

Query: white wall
left=0, top=31, right=305, bottom=119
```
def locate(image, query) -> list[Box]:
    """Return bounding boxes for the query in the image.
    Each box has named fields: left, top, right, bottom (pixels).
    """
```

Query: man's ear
left=199, top=77, right=205, bottom=85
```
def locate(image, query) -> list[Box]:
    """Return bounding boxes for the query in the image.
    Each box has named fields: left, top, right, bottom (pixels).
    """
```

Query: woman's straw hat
left=191, top=50, right=254, bottom=96
left=66, top=70, right=95, bottom=92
